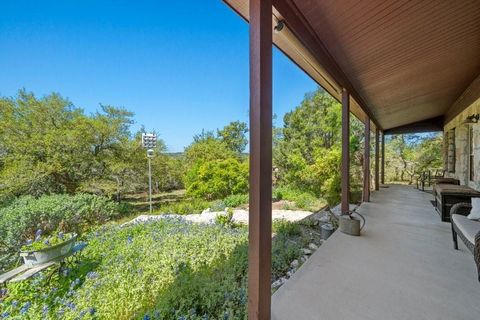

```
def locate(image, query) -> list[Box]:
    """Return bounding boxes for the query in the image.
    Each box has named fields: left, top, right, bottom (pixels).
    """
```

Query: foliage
left=184, top=158, right=248, bottom=200
left=272, top=185, right=321, bottom=210
left=0, top=194, right=122, bottom=271
left=384, top=133, right=443, bottom=183
left=273, top=88, right=364, bottom=205
left=272, top=219, right=301, bottom=237
left=215, top=208, right=235, bottom=228
left=184, top=131, right=235, bottom=165
left=0, top=90, right=185, bottom=202
left=155, top=198, right=211, bottom=215
left=2, top=220, right=250, bottom=319
left=223, top=194, right=249, bottom=208
left=271, top=233, right=302, bottom=280
left=217, top=121, right=248, bottom=154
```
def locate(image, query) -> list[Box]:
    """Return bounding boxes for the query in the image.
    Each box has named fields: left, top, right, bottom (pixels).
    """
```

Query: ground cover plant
left=0, top=194, right=124, bottom=272
left=0, top=219, right=310, bottom=320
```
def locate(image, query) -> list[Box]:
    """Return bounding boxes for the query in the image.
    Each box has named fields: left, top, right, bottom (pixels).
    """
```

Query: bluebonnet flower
left=66, top=302, right=76, bottom=310
left=35, top=229, right=42, bottom=241
left=62, top=268, right=70, bottom=277
left=143, top=315, right=150, bottom=320
left=58, top=232, right=64, bottom=239
left=72, top=242, right=87, bottom=253
left=11, top=300, right=18, bottom=307
left=127, top=235, right=133, bottom=244
left=89, top=307, right=96, bottom=315
left=223, top=311, right=229, bottom=320
left=79, top=310, right=87, bottom=318
left=25, top=239, right=33, bottom=245
left=44, top=239, right=50, bottom=246
left=42, top=305, right=49, bottom=314
left=1, top=311, right=10, bottom=318
left=86, top=271, right=99, bottom=280
left=0, top=288, right=7, bottom=296
left=20, top=301, right=31, bottom=314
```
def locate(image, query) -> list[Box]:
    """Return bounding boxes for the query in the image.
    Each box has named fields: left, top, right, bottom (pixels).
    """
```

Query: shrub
left=273, top=219, right=301, bottom=237
left=156, top=198, right=210, bottom=215
left=0, top=194, right=121, bottom=271
left=210, top=199, right=226, bottom=212
left=184, top=158, right=248, bottom=200
left=272, top=186, right=318, bottom=210
left=215, top=208, right=234, bottom=228
left=223, top=194, right=248, bottom=208
left=271, top=233, right=302, bottom=279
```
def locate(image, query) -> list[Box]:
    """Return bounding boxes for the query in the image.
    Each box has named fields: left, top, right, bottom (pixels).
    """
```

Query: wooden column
left=362, top=117, right=370, bottom=202
left=341, top=89, right=350, bottom=214
left=375, top=128, right=380, bottom=191
left=381, top=132, right=385, bottom=185
left=248, top=0, right=272, bottom=319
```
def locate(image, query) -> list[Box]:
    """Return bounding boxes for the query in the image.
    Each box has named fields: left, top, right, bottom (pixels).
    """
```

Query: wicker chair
left=450, top=203, right=480, bottom=282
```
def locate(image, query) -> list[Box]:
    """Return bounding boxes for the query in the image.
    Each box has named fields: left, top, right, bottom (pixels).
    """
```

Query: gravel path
left=125, top=208, right=314, bottom=226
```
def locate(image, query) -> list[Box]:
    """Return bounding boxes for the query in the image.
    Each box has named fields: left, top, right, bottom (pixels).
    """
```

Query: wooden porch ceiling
left=224, top=0, right=480, bottom=131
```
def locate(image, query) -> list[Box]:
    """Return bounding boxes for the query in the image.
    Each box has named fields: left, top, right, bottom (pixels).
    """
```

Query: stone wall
left=444, top=97, right=480, bottom=190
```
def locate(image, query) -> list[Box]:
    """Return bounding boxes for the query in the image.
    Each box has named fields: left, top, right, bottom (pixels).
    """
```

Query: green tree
left=184, top=158, right=248, bottom=200
left=217, top=121, right=248, bottom=154
left=184, top=131, right=235, bottom=165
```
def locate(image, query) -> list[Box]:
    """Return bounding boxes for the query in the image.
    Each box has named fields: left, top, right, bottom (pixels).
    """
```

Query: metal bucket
left=321, top=223, right=334, bottom=240
left=339, top=213, right=365, bottom=236
left=20, top=234, right=77, bottom=266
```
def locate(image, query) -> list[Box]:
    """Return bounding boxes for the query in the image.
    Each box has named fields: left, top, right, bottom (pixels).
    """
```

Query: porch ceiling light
left=463, top=114, right=480, bottom=124
left=274, top=20, right=285, bottom=33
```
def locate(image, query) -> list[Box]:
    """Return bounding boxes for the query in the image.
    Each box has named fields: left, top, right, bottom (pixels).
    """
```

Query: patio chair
left=450, top=203, right=480, bottom=282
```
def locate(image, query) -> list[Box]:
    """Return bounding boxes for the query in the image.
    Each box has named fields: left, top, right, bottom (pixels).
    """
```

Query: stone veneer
left=444, top=96, right=480, bottom=190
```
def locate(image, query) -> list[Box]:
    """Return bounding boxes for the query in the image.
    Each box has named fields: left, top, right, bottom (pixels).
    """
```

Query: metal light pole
left=142, top=133, right=157, bottom=214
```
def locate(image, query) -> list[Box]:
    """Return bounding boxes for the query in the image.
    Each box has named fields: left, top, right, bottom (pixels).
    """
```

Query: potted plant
left=20, top=230, right=78, bottom=266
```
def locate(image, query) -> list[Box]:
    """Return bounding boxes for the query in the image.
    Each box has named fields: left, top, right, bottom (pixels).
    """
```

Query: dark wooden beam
left=375, top=128, right=380, bottom=191
left=362, top=117, right=370, bottom=202
left=341, top=89, right=350, bottom=214
left=271, top=0, right=381, bottom=130
left=384, top=116, right=444, bottom=135
left=445, top=73, right=480, bottom=124
left=381, top=132, right=385, bottom=185
left=248, top=0, right=272, bottom=318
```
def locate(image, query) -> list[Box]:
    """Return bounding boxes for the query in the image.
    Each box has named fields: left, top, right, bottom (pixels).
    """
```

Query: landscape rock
left=308, top=243, right=319, bottom=250
left=290, top=259, right=299, bottom=268
left=302, top=248, right=312, bottom=255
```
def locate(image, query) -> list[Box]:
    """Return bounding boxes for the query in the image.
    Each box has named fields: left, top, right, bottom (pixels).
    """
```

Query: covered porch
left=272, top=185, right=480, bottom=320
left=222, top=0, right=480, bottom=318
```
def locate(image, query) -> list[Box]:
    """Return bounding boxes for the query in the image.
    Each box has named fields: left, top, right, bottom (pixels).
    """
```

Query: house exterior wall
left=444, top=97, right=480, bottom=190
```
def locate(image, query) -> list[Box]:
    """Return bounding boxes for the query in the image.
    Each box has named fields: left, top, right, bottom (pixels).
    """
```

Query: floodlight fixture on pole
left=142, top=133, right=157, bottom=213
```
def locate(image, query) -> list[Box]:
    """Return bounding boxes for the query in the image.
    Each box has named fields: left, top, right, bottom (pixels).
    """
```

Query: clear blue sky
left=0, top=0, right=318, bottom=152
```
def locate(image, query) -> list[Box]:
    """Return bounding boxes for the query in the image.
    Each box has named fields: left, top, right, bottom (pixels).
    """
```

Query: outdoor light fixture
left=142, top=133, right=157, bottom=213
left=274, top=20, right=285, bottom=33
left=463, top=114, right=480, bottom=124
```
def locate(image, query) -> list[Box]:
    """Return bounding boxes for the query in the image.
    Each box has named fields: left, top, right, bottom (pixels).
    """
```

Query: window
left=469, top=126, right=474, bottom=181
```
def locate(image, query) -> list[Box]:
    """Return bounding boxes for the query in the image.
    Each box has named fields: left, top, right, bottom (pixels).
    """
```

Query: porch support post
left=248, top=0, right=272, bottom=319
left=375, top=128, right=380, bottom=191
left=381, top=132, right=385, bottom=185
left=362, top=117, right=370, bottom=202
left=341, top=89, right=350, bottom=214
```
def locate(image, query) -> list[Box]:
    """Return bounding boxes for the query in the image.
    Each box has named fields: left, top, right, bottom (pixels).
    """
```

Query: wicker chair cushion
left=467, top=198, right=480, bottom=220
left=452, top=214, right=480, bottom=244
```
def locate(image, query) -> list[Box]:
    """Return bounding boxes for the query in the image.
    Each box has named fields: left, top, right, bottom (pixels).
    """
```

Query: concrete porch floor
left=272, top=185, right=480, bottom=320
